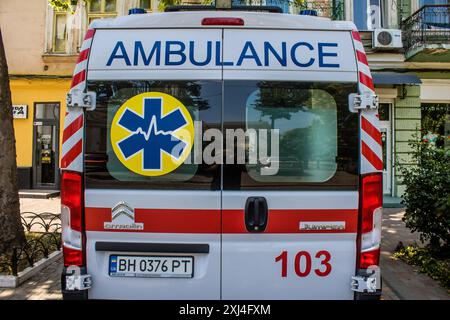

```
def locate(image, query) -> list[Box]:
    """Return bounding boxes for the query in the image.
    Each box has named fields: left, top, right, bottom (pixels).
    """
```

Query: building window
left=53, top=13, right=67, bottom=53
left=421, top=103, right=450, bottom=149
left=88, top=0, right=117, bottom=24
left=378, top=103, right=391, bottom=121
left=140, top=0, right=152, bottom=11
left=294, top=0, right=345, bottom=20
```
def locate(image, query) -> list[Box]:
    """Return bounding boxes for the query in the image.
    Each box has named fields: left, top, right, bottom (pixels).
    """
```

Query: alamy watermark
left=176, top=121, right=281, bottom=176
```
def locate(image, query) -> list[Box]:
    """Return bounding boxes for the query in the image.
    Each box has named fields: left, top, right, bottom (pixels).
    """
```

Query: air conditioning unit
left=373, top=29, right=403, bottom=49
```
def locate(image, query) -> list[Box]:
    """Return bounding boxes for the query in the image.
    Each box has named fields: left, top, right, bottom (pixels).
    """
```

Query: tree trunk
left=0, top=28, right=25, bottom=254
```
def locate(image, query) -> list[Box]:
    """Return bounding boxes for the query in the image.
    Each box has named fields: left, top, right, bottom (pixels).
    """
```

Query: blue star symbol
left=116, top=98, right=188, bottom=171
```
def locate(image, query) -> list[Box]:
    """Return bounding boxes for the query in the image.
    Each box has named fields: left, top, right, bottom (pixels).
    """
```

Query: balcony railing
left=401, top=4, right=450, bottom=54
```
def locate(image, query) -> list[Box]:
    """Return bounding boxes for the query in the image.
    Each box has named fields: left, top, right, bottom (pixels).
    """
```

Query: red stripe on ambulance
left=70, top=70, right=87, bottom=89
left=223, top=209, right=357, bottom=233
left=85, top=208, right=357, bottom=233
left=361, top=116, right=382, bottom=145
left=77, top=48, right=90, bottom=64
left=86, top=208, right=221, bottom=233
left=60, top=139, right=83, bottom=169
left=361, top=141, right=383, bottom=170
left=62, top=114, right=83, bottom=144
left=84, top=28, right=95, bottom=40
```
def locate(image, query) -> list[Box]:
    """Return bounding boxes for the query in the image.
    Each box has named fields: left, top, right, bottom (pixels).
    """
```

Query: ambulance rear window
left=84, top=80, right=222, bottom=190
left=223, top=81, right=358, bottom=190
left=84, top=80, right=358, bottom=190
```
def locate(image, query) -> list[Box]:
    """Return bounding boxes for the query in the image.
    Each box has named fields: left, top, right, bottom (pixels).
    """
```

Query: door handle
left=245, top=197, right=268, bottom=233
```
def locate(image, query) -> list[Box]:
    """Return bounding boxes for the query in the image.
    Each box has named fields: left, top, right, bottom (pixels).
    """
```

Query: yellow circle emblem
left=110, top=92, right=194, bottom=176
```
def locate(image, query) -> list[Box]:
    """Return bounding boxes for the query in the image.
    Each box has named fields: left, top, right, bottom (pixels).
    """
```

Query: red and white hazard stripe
left=61, top=29, right=95, bottom=172
left=352, top=31, right=383, bottom=174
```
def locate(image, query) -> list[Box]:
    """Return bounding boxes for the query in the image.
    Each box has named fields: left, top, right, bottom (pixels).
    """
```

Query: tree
left=0, top=0, right=73, bottom=253
left=0, top=29, right=25, bottom=253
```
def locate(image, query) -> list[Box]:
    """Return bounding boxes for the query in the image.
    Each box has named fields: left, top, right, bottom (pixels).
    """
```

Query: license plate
left=109, top=255, right=194, bottom=278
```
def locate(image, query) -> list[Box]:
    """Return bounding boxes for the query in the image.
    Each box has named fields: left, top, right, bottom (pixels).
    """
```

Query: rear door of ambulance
left=221, top=28, right=360, bottom=299
left=83, top=28, right=223, bottom=299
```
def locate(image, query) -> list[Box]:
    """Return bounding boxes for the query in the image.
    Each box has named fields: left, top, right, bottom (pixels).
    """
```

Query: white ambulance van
left=61, top=7, right=383, bottom=300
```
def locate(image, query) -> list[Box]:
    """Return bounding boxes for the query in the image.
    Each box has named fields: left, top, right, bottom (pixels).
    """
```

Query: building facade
left=350, top=0, right=450, bottom=199
left=1, top=0, right=449, bottom=195
left=0, top=0, right=160, bottom=190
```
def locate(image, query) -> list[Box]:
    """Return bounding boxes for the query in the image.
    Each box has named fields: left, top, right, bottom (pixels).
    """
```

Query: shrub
left=394, top=245, right=450, bottom=290
left=399, top=140, right=450, bottom=251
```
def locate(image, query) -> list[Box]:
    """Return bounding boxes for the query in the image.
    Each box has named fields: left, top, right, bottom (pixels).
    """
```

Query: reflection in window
left=245, top=87, right=337, bottom=183
left=421, top=103, right=450, bottom=149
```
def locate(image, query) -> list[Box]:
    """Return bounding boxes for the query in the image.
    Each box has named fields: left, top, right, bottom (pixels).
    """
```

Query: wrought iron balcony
left=401, top=4, right=450, bottom=61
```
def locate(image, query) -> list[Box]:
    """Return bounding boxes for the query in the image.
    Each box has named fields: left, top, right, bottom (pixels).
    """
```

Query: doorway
left=379, top=103, right=392, bottom=195
left=33, top=103, right=60, bottom=189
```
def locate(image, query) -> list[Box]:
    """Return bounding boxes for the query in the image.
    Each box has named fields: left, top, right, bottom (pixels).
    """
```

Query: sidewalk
left=0, top=198, right=63, bottom=300
left=381, top=208, right=449, bottom=300
left=0, top=258, right=62, bottom=300
left=20, top=197, right=61, bottom=214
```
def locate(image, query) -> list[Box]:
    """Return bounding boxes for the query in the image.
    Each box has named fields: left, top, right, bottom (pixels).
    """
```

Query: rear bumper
left=61, top=267, right=382, bottom=300
left=61, top=267, right=89, bottom=300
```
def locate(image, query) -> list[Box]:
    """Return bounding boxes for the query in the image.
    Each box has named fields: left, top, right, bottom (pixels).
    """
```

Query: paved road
left=1, top=199, right=448, bottom=300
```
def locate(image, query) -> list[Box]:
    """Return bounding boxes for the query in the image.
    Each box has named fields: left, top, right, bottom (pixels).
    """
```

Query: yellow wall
left=10, top=78, right=71, bottom=167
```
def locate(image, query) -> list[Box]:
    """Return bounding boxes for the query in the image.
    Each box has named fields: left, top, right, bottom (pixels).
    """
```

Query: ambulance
left=60, top=6, right=383, bottom=300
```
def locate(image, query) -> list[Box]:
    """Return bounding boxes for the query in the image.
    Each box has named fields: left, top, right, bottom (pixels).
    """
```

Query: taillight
left=357, top=173, right=382, bottom=269
left=61, top=171, right=85, bottom=267
left=201, top=17, right=244, bottom=26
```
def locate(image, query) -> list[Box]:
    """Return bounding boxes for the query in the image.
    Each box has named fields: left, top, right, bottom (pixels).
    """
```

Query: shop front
left=10, top=77, right=70, bottom=190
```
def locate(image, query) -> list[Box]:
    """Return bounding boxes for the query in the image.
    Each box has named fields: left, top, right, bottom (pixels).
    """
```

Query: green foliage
left=394, top=245, right=450, bottom=290
left=49, top=0, right=84, bottom=13
left=48, top=0, right=72, bottom=11
left=158, top=0, right=183, bottom=11
left=0, top=232, right=61, bottom=275
left=399, top=139, right=450, bottom=249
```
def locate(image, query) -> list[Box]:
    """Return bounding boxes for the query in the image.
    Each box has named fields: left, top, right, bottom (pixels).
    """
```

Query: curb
left=0, top=250, right=62, bottom=288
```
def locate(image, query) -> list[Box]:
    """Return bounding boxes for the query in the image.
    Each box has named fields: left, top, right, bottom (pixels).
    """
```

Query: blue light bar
left=129, top=8, right=146, bottom=15
left=299, top=9, right=318, bottom=16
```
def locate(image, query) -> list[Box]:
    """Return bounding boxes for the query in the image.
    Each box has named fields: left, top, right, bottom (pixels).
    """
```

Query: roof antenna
left=216, top=0, right=232, bottom=10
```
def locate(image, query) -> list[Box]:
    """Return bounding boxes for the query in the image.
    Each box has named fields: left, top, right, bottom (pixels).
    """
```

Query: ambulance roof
left=90, top=11, right=357, bottom=31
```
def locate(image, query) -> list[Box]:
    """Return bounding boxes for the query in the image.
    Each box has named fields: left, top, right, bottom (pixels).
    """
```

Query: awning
left=372, top=72, right=422, bottom=85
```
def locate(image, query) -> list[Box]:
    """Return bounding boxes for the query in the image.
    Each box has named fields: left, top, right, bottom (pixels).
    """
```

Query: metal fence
left=401, top=4, right=450, bottom=53
left=0, top=212, right=61, bottom=276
